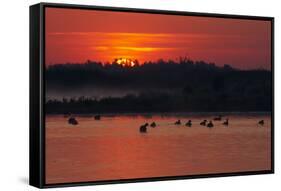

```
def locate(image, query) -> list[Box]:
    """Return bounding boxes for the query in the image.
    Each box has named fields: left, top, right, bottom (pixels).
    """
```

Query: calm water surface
left=46, top=113, right=271, bottom=184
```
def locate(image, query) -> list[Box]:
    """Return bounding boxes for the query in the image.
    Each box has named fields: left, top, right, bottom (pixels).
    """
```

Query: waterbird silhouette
left=223, top=118, right=229, bottom=126
left=185, top=120, right=192, bottom=127
left=207, top=121, right=214, bottom=128
left=200, top=120, right=207, bottom=126
left=175, top=120, right=181, bottom=125
left=68, top=117, right=78, bottom=125
left=140, top=123, right=149, bottom=133
left=150, top=122, right=156, bottom=128
left=214, top=115, right=222, bottom=121
left=94, top=115, right=101, bottom=120
left=258, top=120, right=264, bottom=126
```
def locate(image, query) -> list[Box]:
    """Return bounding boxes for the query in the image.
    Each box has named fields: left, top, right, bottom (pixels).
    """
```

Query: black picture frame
left=30, top=2, right=274, bottom=188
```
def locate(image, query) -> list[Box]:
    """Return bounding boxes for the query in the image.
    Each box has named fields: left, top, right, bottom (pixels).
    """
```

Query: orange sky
left=45, top=7, right=271, bottom=70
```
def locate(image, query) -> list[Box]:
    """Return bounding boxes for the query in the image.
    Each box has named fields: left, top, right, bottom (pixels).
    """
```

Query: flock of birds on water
left=66, top=114, right=265, bottom=133
left=139, top=116, right=265, bottom=133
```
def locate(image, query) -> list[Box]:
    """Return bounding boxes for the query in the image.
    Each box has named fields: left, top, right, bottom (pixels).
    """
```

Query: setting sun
left=115, top=58, right=136, bottom=67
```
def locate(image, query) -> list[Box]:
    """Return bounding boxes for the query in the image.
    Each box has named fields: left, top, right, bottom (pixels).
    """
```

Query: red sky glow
left=45, top=7, right=272, bottom=70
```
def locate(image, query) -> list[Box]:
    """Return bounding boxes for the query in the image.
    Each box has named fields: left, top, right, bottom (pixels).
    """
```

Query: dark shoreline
left=45, top=111, right=271, bottom=117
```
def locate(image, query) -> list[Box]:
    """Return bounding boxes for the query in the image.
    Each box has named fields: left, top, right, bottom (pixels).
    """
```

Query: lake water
left=45, top=113, right=271, bottom=184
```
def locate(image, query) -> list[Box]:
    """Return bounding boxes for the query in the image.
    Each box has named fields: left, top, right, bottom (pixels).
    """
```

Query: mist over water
left=45, top=60, right=271, bottom=114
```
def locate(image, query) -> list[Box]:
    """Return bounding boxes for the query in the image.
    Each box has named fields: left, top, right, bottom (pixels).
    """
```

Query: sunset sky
left=45, top=7, right=271, bottom=70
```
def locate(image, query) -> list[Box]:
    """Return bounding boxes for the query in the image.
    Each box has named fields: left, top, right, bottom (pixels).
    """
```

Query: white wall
left=0, top=0, right=279, bottom=190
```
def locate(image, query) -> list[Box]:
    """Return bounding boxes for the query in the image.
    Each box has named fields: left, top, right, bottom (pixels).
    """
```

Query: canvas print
left=45, top=7, right=272, bottom=184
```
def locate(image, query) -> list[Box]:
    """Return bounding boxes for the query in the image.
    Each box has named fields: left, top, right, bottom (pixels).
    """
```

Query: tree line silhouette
left=45, top=58, right=271, bottom=114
